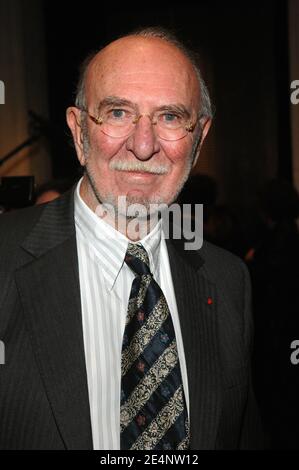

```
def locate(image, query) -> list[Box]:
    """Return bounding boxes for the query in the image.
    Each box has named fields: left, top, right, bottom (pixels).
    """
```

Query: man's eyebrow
left=156, top=104, right=191, bottom=118
left=96, top=96, right=136, bottom=111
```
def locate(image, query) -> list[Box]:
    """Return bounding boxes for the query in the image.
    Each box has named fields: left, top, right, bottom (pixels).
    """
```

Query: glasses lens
left=156, top=127, right=188, bottom=141
left=100, top=123, right=134, bottom=138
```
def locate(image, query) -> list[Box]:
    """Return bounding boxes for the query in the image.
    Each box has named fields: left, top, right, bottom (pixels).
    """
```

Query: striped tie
left=120, top=243, right=190, bottom=450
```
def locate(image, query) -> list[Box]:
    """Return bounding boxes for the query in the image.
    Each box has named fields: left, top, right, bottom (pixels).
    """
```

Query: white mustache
left=109, top=160, right=169, bottom=175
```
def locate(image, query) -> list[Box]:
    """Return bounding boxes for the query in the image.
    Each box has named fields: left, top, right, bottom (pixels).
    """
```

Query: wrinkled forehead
left=84, top=37, right=200, bottom=110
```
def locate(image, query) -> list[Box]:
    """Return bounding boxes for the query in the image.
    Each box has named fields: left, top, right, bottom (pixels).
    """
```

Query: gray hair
left=75, top=26, right=213, bottom=120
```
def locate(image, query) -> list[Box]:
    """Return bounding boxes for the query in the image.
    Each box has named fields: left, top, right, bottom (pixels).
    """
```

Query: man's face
left=67, top=37, right=210, bottom=213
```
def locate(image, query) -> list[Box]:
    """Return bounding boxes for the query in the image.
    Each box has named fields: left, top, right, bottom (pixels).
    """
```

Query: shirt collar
left=74, top=178, right=162, bottom=289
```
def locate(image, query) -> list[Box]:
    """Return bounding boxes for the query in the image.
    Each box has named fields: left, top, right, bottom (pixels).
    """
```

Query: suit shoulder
left=201, top=239, right=246, bottom=271
left=0, top=204, right=44, bottom=246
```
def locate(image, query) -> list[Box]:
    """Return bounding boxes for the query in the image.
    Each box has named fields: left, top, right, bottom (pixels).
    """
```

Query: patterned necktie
left=120, top=242, right=190, bottom=450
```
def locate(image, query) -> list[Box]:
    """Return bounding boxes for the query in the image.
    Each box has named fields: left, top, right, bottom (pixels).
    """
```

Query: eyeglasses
left=77, top=105, right=198, bottom=141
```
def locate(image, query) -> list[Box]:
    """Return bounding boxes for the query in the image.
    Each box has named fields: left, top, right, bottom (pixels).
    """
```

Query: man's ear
left=192, top=118, right=212, bottom=168
left=66, top=106, right=86, bottom=166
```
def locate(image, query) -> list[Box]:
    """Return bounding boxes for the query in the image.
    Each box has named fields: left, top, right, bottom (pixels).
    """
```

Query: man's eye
left=159, top=112, right=183, bottom=127
left=163, top=113, right=178, bottom=122
left=110, top=109, right=126, bottom=119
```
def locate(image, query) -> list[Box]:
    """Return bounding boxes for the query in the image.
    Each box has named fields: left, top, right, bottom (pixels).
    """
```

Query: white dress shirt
left=74, top=179, right=190, bottom=450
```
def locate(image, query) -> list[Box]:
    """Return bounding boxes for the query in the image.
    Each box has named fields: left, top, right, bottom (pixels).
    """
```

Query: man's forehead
left=85, top=36, right=199, bottom=103
left=91, top=36, right=191, bottom=69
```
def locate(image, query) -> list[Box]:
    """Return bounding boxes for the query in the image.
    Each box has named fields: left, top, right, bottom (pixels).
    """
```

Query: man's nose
left=126, top=115, right=160, bottom=161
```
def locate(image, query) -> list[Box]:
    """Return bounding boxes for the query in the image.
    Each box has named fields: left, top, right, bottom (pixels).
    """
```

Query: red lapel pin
left=207, top=297, right=213, bottom=305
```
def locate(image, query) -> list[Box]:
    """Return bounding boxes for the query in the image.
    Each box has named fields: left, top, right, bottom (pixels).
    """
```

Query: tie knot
left=125, top=243, right=152, bottom=277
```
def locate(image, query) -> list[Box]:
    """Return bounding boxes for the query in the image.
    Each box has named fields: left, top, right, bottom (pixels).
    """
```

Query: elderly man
left=0, top=27, right=263, bottom=450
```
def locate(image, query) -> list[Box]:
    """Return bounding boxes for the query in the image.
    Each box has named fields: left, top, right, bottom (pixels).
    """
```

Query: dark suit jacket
left=0, top=189, right=263, bottom=449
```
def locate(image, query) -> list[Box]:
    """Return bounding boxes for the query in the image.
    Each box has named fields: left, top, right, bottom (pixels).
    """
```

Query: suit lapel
left=15, top=191, right=93, bottom=449
left=166, top=238, right=221, bottom=450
